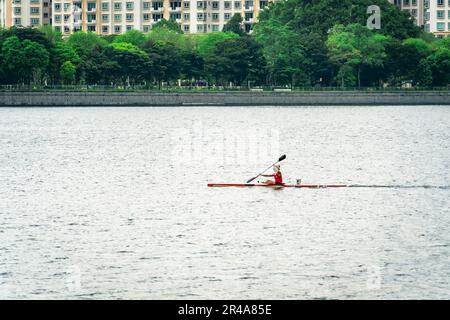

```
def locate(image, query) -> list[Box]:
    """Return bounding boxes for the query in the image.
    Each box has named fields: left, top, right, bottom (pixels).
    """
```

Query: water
left=0, top=105, right=449, bottom=299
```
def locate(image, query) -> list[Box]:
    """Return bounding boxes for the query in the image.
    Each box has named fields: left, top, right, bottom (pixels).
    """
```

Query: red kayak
left=207, top=183, right=348, bottom=188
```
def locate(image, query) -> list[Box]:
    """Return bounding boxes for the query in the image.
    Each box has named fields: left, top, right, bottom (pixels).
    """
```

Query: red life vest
left=274, top=172, right=283, bottom=184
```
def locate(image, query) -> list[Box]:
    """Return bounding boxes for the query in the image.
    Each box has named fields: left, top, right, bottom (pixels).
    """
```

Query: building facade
left=389, top=0, right=450, bottom=37
left=1, top=0, right=449, bottom=37
left=425, top=0, right=450, bottom=37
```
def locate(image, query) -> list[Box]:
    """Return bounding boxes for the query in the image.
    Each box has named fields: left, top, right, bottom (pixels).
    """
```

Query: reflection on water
left=0, top=106, right=449, bottom=299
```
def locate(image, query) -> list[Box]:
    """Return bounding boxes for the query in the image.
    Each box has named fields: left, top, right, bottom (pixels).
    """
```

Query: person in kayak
left=261, top=164, right=284, bottom=185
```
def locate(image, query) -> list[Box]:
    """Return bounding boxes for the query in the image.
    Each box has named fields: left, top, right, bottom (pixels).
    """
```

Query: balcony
left=244, top=6, right=254, bottom=11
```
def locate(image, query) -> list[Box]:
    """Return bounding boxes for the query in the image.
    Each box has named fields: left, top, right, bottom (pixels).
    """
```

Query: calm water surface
left=0, top=106, right=449, bottom=299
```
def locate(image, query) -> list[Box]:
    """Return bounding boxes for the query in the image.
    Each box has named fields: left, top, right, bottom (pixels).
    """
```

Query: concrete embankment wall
left=0, top=91, right=449, bottom=106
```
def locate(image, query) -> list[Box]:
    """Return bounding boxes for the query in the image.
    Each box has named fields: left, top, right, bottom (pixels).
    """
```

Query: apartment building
left=49, top=0, right=270, bottom=35
left=1, top=0, right=449, bottom=37
left=390, top=0, right=450, bottom=37
left=0, top=0, right=51, bottom=28
left=425, top=0, right=450, bottom=37
left=389, top=0, right=427, bottom=26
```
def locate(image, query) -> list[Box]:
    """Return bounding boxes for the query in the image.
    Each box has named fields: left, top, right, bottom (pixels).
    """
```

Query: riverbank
left=1, top=91, right=449, bottom=106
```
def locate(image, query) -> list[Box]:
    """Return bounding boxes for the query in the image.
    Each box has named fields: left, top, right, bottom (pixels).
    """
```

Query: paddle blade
left=279, top=154, right=287, bottom=162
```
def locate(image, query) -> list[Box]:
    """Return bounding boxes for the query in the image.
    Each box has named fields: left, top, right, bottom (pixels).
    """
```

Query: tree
left=113, top=30, right=147, bottom=47
left=107, top=42, right=153, bottom=85
left=66, top=32, right=107, bottom=57
left=152, top=19, right=182, bottom=34
left=427, top=47, right=450, bottom=86
left=22, top=39, right=50, bottom=84
left=206, top=37, right=266, bottom=86
left=0, top=36, right=26, bottom=83
left=222, top=13, right=244, bottom=36
left=255, top=18, right=306, bottom=87
left=60, top=61, right=76, bottom=84
left=326, top=24, right=388, bottom=87
left=194, top=32, right=239, bottom=57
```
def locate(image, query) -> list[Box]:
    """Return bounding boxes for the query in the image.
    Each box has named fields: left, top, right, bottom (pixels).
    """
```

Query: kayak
left=207, top=183, right=348, bottom=188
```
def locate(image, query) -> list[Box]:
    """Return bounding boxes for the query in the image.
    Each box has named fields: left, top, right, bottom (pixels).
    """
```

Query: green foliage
left=66, top=32, right=107, bottom=57
left=0, top=0, right=448, bottom=89
left=152, top=19, right=182, bottom=34
left=194, top=32, right=239, bottom=57
left=113, top=30, right=146, bottom=47
left=60, top=61, right=76, bottom=84
left=205, top=37, right=266, bottom=85
left=222, top=13, right=244, bottom=36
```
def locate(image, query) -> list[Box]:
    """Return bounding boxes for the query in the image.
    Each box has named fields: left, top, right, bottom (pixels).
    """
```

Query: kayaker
left=261, top=164, right=283, bottom=185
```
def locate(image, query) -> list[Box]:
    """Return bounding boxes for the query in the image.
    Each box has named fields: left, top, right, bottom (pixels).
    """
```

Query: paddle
left=246, top=155, right=286, bottom=183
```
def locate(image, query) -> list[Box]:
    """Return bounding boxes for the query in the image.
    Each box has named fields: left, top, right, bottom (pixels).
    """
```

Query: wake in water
left=348, top=185, right=450, bottom=189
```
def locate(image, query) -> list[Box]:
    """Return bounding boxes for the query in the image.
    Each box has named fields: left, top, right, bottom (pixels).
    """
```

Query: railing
left=0, top=84, right=449, bottom=93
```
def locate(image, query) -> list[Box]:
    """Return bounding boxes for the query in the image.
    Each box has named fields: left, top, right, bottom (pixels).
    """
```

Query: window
left=170, top=1, right=181, bottom=10
left=224, top=13, right=231, bottom=20
left=87, top=2, right=96, bottom=11
left=102, top=3, right=109, bottom=11
left=143, top=25, right=151, bottom=32
left=437, top=0, right=443, bottom=5
left=30, top=7, right=40, bottom=14
left=114, top=14, right=121, bottom=22
left=212, top=13, right=219, bottom=21
left=54, top=26, right=61, bottom=32
left=126, top=13, right=133, bottom=21
left=183, top=13, right=190, bottom=20
left=152, top=14, right=162, bottom=21
left=88, top=25, right=96, bottom=31
left=212, top=1, right=219, bottom=9
left=30, top=18, right=40, bottom=25
left=143, top=2, right=151, bottom=10
left=437, top=10, right=445, bottom=19
left=14, top=18, right=22, bottom=25
left=14, top=7, right=21, bottom=14
left=126, top=2, right=133, bottom=10
left=102, top=26, right=109, bottom=33
left=102, top=14, right=109, bottom=22
left=43, top=2, right=48, bottom=7
left=212, top=25, right=219, bottom=32
left=170, top=13, right=181, bottom=20
left=143, top=13, right=150, bottom=21
left=54, top=3, right=61, bottom=11
left=197, top=13, right=205, bottom=21
left=152, top=2, right=163, bottom=10
left=234, top=1, right=241, bottom=9
left=183, top=25, right=190, bottom=32
left=64, top=15, right=70, bottom=22
left=437, top=22, right=445, bottom=31
left=87, top=14, right=96, bottom=22
left=126, top=25, right=133, bottom=31
left=114, top=25, right=121, bottom=33
left=54, top=15, right=61, bottom=22
left=64, top=3, right=70, bottom=11
left=114, top=2, right=121, bottom=10
left=184, top=1, right=190, bottom=9
left=224, top=1, right=231, bottom=9
left=197, top=24, right=204, bottom=32
left=64, top=26, right=70, bottom=33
